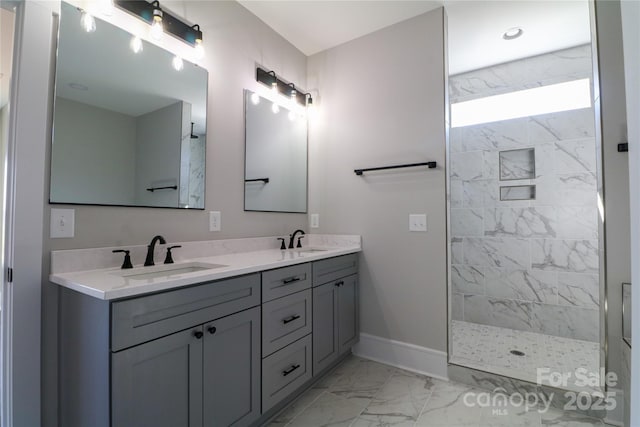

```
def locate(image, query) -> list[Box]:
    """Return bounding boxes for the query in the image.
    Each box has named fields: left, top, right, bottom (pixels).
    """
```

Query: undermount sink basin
left=296, top=248, right=328, bottom=254
left=114, top=262, right=227, bottom=280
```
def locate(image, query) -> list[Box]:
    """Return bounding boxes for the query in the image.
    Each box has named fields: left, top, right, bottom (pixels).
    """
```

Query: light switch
left=409, top=214, right=427, bottom=232
left=310, top=213, right=320, bottom=229
left=209, top=211, right=221, bottom=231
left=51, top=208, right=75, bottom=238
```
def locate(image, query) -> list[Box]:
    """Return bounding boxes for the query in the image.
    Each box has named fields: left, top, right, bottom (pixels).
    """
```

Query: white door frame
left=2, top=1, right=53, bottom=425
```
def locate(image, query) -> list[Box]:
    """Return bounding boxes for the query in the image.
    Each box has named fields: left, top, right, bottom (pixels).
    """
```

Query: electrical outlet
left=310, top=213, right=320, bottom=228
left=209, top=211, right=221, bottom=231
left=51, top=208, right=75, bottom=238
left=409, top=214, right=427, bottom=232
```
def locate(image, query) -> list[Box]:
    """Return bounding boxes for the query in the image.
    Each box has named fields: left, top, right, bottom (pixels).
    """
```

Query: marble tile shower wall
left=449, top=45, right=600, bottom=342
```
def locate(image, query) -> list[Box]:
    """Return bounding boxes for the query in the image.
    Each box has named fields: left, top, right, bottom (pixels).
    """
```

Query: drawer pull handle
left=207, top=326, right=217, bottom=335
left=283, top=276, right=301, bottom=284
left=193, top=331, right=204, bottom=339
left=335, top=281, right=344, bottom=287
left=282, top=315, right=301, bottom=324
left=282, top=364, right=300, bottom=376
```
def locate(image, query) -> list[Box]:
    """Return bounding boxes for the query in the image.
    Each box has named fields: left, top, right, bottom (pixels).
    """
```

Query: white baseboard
left=353, top=333, right=449, bottom=381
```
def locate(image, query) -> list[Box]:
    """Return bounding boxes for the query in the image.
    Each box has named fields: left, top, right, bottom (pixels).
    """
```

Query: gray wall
left=50, top=97, right=137, bottom=205
left=307, top=9, right=447, bottom=351
left=42, top=1, right=309, bottom=424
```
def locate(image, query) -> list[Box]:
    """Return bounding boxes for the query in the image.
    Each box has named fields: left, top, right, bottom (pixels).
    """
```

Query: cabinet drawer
left=312, top=254, right=358, bottom=286
left=262, top=263, right=311, bottom=302
left=262, top=289, right=312, bottom=357
left=262, top=334, right=312, bottom=412
left=111, top=274, right=260, bottom=351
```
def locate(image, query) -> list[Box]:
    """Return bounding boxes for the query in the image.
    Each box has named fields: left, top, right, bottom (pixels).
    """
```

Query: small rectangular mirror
left=50, top=2, right=207, bottom=209
left=244, top=90, right=307, bottom=213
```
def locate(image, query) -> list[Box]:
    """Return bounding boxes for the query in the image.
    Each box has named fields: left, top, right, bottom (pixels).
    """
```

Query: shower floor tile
left=450, top=321, right=601, bottom=394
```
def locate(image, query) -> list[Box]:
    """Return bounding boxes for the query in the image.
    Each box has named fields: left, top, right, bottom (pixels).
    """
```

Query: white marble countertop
left=49, top=235, right=361, bottom=300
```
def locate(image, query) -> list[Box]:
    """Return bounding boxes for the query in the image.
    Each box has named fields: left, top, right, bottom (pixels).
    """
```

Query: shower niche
left=446, top=0, right=604, bottom=394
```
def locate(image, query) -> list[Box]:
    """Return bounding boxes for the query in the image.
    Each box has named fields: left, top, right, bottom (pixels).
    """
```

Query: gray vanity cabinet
left=311, top=253, right=359, bottom=376
left=203, top=307, right=261, bottom=427
left=111, top=327, right=204, bottom=427
left=111, top=307, right=261, bottom=427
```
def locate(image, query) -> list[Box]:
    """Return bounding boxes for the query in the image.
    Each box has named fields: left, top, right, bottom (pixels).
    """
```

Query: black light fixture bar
left=114, top=0, right=202, bottom=46
left=256, top=67, right=310, bottom=106
left=354, top=162, right=437, bottom=176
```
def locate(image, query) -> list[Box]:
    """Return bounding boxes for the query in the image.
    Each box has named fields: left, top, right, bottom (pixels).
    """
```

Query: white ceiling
left=238, top=0, right=442, bottom=56
left=237, top=0, right=591, bottom=75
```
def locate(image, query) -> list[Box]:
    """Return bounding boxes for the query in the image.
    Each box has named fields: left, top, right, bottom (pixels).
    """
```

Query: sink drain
left=510, top=350, right=525, bottom=356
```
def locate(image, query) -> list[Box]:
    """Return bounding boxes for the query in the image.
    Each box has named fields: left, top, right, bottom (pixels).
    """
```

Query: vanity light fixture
left=80, top=10, right=97, bottom=33
left=256, top=67, right=312, bottom=107
left=193, top=26, right=204, bottom=59
left=305, top=93, right=313, bottom=107
left=502, top=27, right=523, bottom=40
left=115, top=0, right=204, bottom=48
left=150, top=4, right=164, bottom=40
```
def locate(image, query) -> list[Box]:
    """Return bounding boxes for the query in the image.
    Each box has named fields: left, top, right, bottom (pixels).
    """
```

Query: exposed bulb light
left=172, top=55, right=184, bottom=71
left=271, top=102, right=280, bottom=114
left=288, top=110, right=296, bottom=121
left=288, top=83, right=296, bottom=98
left=80, top=10, right=96, bottom=33
left=268, top=71, right=278, bottom=94
left=150, top=7, right=164, bottom=40
left=250, top=92, right=260, bottom=105
left=194, top=38, right=204, bottom=60
left=130, top=36, right=143, bottom=54
left=503, top=27, right=523, bottom=40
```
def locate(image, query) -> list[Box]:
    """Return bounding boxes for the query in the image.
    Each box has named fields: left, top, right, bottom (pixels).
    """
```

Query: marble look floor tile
left=416, top=380, right=541, bottom=427
left=326, top=359, right=397, bottom=400
left=350, top=416, right=415, bottom=427
left=287, top=392, right=370, bottom=427
left=359, top=372, right=434, bottom=425
left=272, top=387, right=324, bottom=424
left=540, top=407, right=605, bottom=426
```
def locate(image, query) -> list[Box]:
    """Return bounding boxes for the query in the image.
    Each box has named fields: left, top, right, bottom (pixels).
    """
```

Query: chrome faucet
left=144, top=235, right=166, bottom=266
left=288, top=229, right=305, bottom=249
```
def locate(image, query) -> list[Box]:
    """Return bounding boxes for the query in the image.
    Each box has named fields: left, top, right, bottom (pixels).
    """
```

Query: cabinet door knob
left=193, top=331, right=204, bottom=339
left=207, top=326, right=217, bottom=335
left=335, top=281, right=344, bottom=287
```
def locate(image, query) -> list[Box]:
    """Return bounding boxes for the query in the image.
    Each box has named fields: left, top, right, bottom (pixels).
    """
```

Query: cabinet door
left=338, top=274, right=359, bottom=354
left=203, top=307, right=261, bottom=427
left=112, top=327, right=204, bottom=427
left=312, top=281, right=339, bottom=375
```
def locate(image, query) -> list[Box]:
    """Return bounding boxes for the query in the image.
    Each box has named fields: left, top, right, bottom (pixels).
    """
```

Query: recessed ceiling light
left=503, top=27, right=523, bottom=40
left=68, top=83, right=89, bottom=91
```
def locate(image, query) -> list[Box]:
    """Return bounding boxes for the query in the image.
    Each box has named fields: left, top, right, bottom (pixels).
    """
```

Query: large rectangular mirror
left=50, top=2, right=207, bottom=209
left=244, top=90, right=307, bottom=213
